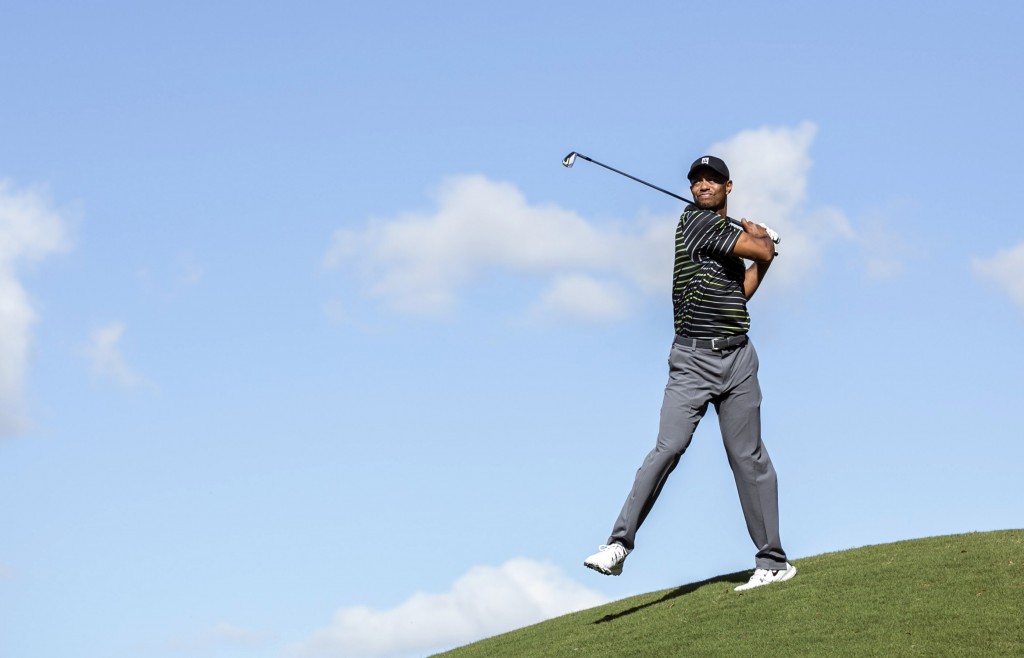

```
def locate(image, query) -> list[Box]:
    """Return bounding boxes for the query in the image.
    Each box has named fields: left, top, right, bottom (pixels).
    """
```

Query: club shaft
left=575, top=154, right=691, bottom=204
left=572, top=153, right=744, bottom=230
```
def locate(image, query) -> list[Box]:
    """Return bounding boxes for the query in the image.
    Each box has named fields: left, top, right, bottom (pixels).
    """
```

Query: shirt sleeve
left=681, top=207, right=742, bottom=259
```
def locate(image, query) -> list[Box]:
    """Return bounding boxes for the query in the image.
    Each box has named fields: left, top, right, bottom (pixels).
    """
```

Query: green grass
left=435, top=529, right=1024, bottom=657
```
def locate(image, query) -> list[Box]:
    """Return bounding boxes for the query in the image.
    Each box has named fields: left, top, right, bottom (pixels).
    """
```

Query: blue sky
left=2, top=2, right=1022, bottom=657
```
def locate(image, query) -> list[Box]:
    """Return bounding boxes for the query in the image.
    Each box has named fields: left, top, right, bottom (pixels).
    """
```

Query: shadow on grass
left=593, top=571, right=750, bottom=624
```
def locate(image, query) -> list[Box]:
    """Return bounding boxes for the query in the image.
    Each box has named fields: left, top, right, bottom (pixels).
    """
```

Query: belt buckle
left=711, top=337, right=722, bottom=351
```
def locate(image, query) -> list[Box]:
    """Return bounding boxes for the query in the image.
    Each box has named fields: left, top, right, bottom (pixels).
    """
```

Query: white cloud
left=0, top=180, right=71, bottom=435
left=706, top=122, right=855, bottom=288
left=324, top=175, right=672, bottom=318
left=532, top=275, right=631, bottom=322
left=287, top=558, right=608, bottom=658
left=327, top=123, right=854, bottom=319
left=85, top=322, right=145, bottom=389
left=972, top=241, right=1024, bottom=308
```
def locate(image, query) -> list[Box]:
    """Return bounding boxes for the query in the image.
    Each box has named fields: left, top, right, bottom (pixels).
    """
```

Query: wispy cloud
left=530, top=274, right=632, bottom=322
left=324, top=175, right=671, bottom=319
left=286, top=558, right=608, bottom=658
left=0, top=180, right=72, bottom=435
left=972, top=241, right=1024, bottom=308
left=85, top=322, right=146, bottom=389
left=326, top=123, right=855, bottom=319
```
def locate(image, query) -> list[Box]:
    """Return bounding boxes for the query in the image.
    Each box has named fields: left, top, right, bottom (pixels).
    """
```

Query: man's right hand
left=741, top=218, right=769, bottom=238
left=732, top=219, right=776, bottom=264
left=741, top=219, right=781, bottom=244
left=757, top=223, right=780, bottom=244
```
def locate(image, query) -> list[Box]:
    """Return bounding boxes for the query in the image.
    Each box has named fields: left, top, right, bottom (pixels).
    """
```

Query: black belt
left=674, top=334, right=748, bottom=351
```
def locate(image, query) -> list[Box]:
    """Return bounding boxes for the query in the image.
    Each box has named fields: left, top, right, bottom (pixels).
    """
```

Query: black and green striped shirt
left=672, top=205, right=748, bottom=338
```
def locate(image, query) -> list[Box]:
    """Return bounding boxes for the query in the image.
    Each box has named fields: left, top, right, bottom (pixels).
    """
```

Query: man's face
left=689, top=167, right=731, bottom=213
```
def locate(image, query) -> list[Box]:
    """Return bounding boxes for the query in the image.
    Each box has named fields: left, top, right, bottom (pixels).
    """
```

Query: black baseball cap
left=687, top=155, right=730, bottom=182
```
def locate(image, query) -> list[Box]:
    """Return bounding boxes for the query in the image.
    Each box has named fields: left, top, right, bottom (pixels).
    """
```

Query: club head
left=562, top=152, right=577, bottom=168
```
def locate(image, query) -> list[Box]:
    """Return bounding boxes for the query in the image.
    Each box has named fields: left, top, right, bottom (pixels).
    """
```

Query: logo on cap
left=701, top=157, right=709, bottom=165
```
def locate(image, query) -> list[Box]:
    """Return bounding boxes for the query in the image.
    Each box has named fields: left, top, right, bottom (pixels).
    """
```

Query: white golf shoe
left=583, top=543, right=630, bottom=576
left=734, top=562, right=797, bottom=591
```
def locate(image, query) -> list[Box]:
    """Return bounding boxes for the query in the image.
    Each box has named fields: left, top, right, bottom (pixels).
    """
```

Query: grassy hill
left=436, top=529, right=1023, bottom=657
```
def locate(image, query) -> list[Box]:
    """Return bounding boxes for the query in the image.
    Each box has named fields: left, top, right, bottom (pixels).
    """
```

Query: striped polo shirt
left=672, top=205, right=749, bottom=338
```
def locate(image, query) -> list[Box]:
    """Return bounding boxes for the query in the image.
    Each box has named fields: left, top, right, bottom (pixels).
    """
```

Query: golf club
left=562, top=151, right=780, bottom=245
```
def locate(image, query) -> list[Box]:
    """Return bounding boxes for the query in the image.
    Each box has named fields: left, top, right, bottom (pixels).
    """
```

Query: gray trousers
left=608, top=338, right=788, bottom=570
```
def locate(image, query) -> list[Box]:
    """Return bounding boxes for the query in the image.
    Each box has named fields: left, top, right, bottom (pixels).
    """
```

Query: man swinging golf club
left=583, top=155, right=796, bottom=592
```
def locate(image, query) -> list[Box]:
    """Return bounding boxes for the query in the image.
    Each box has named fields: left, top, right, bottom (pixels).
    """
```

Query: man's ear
left=725, top=180, right=733, bottom=195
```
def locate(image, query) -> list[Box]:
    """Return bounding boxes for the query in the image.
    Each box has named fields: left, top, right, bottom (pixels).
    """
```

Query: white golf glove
left=758, top=223, right=781, bottom=244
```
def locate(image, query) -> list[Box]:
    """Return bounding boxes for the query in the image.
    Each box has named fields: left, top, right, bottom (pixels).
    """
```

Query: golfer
left=584, top=155, right=795, bottom=591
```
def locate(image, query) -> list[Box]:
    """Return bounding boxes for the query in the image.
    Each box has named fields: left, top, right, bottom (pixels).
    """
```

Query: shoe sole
left=583, top=561, right=622, bottom=576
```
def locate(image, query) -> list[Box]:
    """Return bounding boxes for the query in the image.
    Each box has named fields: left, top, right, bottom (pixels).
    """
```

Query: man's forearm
left=743, top=260, right=771, bottom=299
